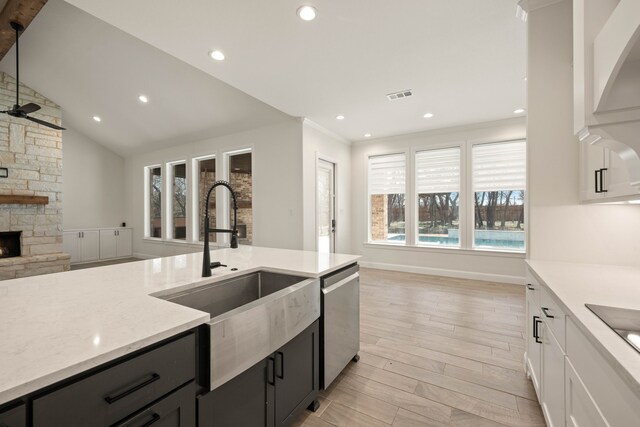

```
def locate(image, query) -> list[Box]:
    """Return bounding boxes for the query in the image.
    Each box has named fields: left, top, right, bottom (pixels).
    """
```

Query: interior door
left=317, top=159, right=336, bottom=253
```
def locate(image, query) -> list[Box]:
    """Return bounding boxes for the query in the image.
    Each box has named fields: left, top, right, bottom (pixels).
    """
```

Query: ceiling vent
left=386, top=89, right=413, bottom=101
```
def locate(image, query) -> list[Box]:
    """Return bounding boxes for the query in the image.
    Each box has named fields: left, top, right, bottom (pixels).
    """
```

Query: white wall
left=62, top=127, right=126, bottom=229
left=302, top=121, right=352, bottom=253
left=528, top=0, right=640, bottom=267
left=350, top=118, right=527, bottom=283
left=125, top=119, right=304, bottom=258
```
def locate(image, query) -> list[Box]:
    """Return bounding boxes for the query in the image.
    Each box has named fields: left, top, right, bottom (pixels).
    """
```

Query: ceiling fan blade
left=25, top=116, right=66, bottom=130
left=18, top=103, right=41, bottom=114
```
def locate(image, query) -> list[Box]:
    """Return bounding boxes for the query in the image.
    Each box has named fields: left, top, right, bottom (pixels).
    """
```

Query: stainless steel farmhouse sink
left=158, top=271, right=320, bottom=390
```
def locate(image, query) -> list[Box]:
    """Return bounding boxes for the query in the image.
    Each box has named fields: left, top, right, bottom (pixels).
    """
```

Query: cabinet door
left=0, top=403, right=25, bottom=427
left=604, top=148, right=640, bottom=199
left=117, top=229, right=133, bottom=257
left=100, top=230, right=117, bottom=259
left=541, top=323, right=565, bottom=427
left=63, top=232, right=81, bottom=263
left=579, top=142, right=605, bottom=201
left=274, top=320, right=319, bottom=426
left=565, top=359, right=607, bottom=427
left=198, top=358, right=274, bottom=427
left=116, top=382, right=195, bottom=427
left=80, top=230, right=100, bottom=262
left=526, top=296, right=542, bottom=398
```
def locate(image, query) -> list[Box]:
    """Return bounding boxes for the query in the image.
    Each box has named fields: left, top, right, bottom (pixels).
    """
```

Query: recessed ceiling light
left=514, top=108, right=526, bottom=114
left=523, top=76, right=528, bottom=81
left=423, top=113, right=434, bottom=118
left=297, top=5, right=317, bottom=21
left=364, top=133, right=372, bottom=138
left=138, top=95, right=148, bottom=103
left=92, top=116, right=101, bottom=122
left=209, top=50, right=225, bottom=61
left=336, top=115, right=345, bottom=120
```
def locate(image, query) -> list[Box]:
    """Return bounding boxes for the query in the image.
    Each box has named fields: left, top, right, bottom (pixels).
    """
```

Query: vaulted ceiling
left=0, top=0, right=526, bottom=154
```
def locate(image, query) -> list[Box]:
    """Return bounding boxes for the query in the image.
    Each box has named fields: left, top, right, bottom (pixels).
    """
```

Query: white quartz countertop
left=526, top=259, right=640, bottom=397
left=0, top=246, right=360, bottom=405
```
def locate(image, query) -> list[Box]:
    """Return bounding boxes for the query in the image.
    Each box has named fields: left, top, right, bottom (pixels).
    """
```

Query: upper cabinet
left=573, top=0, right=640, bottom=203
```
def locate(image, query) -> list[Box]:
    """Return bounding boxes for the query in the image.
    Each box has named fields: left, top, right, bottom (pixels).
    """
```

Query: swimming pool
left=387, top=234, right=524, bottom=249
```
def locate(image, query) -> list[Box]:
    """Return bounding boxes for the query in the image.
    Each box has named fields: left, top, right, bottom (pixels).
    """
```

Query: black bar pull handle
left=595, top=169, right=600, bottom=193
left=139, top=413, right=161, bottom=427
left=600, top=168, right=608, bottom=192
left=276, top=351, right=284, bottom=379
left=267, top=357, right=275, bottom=385
left=526, top=284, right=534, bottom=291
left=542, top=307, right=555, bottom=318
left=104, top=373, right=160, bottom=404
left=534, top=317, right=542, bottom=344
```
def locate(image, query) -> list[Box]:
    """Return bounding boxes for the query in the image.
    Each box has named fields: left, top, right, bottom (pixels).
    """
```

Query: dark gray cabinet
left=199, top=320, right=319, bottom=427
left=0, top=403, right=25, bottom=427
left=116, top=382, right=196, bottom=427
left=32, top=333, right=196, bottom=427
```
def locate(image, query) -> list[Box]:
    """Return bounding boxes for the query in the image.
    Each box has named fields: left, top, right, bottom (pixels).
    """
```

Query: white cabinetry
left=63, top=230, right=100, bottom=263
left=100, top=229, right=132, bottom=259
left=580, top=140, right=640, bottom=202
left=526, top=266, right=640, bottom=427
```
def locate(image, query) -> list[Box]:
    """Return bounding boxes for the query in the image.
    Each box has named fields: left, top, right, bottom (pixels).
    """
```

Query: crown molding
left=517, top=0, right=565, bottom=13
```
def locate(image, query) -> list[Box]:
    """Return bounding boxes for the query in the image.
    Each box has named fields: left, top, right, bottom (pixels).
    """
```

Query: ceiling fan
left=0, top=21, right=65, bottom=130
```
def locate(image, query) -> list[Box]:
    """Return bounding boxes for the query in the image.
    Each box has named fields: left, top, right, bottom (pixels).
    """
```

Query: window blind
left=472, top=140, right=526, bottom=192
left=416, top=147, right=460, bottom=193
left=368, top=154, right=405, bottom=195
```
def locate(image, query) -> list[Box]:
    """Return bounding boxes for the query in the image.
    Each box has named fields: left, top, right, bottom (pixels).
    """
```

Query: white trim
left=303, top=118, right=352, bottom=145
left=316, top=155, right=337, bottom=253
left=363, top=242, right=526, bottom=258
left=517, top=0, right=564, bottom=13
left=359, top=261, right=525, bottom=285
left=133, top=252, right=157, bottom=260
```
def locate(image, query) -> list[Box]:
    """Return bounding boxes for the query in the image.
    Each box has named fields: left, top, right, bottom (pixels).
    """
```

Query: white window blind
left=472, top=141, right=526, bottom=192
left=369, top=154, right=406, bottom=195
left=416, top=147, right=460, bottom=193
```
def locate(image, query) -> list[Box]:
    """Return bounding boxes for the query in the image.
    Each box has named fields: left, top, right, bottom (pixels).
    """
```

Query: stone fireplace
left=0, top=72, right=70, bottom=280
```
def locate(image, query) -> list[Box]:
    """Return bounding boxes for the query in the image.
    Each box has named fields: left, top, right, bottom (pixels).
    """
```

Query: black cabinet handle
left=534, top=316, right=542, bottom=344
left=104, top=373, right=160, bottom=404
left=267, top=357, right=275, bottom=385
left=542, top=307, right=555, bottom=318
left=276, top=351, right=284, bottom=379
left=526, top=284, right=534, bottom=291
left=139, top=413, right=161, bottom=427
left=600, top=168, right=608, bottom=192
left=595, top=169, right=600, bottom=193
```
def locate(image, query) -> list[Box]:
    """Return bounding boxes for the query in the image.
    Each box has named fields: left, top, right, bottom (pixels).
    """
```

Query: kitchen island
left=0, top=246, right=360, bottom=425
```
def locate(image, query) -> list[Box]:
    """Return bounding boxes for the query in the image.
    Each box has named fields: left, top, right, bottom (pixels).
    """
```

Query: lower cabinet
left=116, top=382, right=196, bottom=427
left=540, top=323, right=565, bottom=427
left=198, top=319, right=320, bottom=427
left=32, top=333, right=196, bottom=427
left=0, top=403, right=25, bottom=427
left=565, top=358, right=607, bottom=427
left=63, top=230, right=100, bottom=263
left=525, top=293, right=542, bottom=397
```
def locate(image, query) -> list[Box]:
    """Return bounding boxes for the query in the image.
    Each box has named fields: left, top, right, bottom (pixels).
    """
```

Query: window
left=472, top=140, right=526, bottom=250
left=366, top=139, right=526, bottom=253
left=228, top=151, right=253, bottom=245
left=368, top=154, right=406, bottom=243
left=147, top=166, right=162, bottom=238
left=416, top=147, right=460, bottom=247
left=169, top=162, right=187, bottom=240
left=194, top=156, right=217, bottom=242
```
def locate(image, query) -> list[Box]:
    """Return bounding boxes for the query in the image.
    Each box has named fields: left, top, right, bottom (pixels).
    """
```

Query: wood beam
left=0, top=0, right=47, bottom=61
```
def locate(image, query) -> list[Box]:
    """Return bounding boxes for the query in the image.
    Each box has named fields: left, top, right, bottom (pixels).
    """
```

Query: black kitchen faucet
left=202, top=180, right=239, bottom=277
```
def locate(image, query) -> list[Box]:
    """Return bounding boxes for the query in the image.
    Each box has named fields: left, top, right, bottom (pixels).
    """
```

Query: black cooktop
left=585, top=304, right=640, bottom=354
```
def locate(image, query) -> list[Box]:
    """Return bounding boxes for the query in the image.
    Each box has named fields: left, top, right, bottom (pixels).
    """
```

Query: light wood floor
left=294, top=268, right=546, bottom=427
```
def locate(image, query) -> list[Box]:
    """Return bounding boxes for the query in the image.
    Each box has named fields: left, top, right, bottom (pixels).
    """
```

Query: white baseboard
left=133, top=252, right=157, bottom=260
left=358, top=261, right=525, bottom=285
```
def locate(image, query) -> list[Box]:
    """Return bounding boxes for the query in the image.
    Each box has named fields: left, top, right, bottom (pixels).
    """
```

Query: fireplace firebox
left=0, top=231, right=21, bottom=258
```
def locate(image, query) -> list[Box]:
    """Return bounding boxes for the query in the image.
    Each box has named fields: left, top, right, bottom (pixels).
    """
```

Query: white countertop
left=0, top=246, right=360, bottom=405
left=526, top=259, right=640, bottom=397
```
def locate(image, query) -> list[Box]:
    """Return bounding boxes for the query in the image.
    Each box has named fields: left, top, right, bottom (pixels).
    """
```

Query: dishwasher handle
left=322, top=272, right=359, bottom=295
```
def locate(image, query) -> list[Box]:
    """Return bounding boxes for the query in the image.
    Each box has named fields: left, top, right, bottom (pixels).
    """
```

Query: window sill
left=363, top=242, right=526, bottom=258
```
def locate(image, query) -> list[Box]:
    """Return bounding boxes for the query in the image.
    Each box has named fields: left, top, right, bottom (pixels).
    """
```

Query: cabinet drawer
left=116, top=382, right=196, bottom=427
left=0, top=403, right=25, bottom=427
left=565, top=358, right=607, bottom=427
left=525, top=270, right=541, bottom=308
left=33, top=333, right=195, bottom=427
left=540, top=286, right=566, bottom=350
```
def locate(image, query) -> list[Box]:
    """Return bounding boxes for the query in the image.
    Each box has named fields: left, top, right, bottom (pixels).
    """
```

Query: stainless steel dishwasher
left=321, top=263, right=360, bottom=388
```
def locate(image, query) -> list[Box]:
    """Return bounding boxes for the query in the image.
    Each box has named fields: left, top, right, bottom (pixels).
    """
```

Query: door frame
left=315, top=154, right=338, bottom=253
